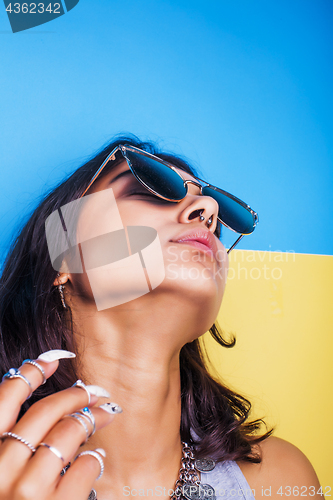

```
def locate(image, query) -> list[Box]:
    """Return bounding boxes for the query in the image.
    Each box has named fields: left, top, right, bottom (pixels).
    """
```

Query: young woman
left=0, top=136, right=321, bottom=500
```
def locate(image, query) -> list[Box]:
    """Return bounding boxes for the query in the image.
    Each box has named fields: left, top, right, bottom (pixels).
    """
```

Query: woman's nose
left=178, top=193, right=219, bottom=232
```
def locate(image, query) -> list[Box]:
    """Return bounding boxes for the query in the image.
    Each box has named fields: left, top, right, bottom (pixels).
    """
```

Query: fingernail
left=86, top=385, right=111, bottom=398
left=95, top=448, right=106, bottom=457
left=99, top=402, right=123, bottom=414
left=37, top=349, right=76, bottom=363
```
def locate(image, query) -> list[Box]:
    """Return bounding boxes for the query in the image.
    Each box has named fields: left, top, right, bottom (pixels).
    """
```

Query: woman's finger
left=0, top=349, right=75, bottom=433
left=56, top=448, right=106, bottom=500
left=0, top=383, right=108, bottom=484
left=14, top=407, right=118, bottom=499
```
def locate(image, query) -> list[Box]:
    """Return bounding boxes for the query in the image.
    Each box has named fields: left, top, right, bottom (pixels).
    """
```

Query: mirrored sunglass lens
left=124, top=150, right=187, bottom=201
left=202, top=186, right=255, bottom=234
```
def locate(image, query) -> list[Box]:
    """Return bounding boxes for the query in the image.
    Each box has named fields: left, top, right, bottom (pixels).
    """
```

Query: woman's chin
left=164, top=260, right=226, bottom=296
left=161, top=261, right=225, bottom=322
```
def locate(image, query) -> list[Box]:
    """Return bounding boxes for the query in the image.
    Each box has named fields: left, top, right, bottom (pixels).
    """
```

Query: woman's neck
left=71, top=298, right=192, bottom=498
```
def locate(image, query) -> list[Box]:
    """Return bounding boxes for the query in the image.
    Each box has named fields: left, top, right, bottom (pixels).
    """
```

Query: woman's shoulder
left=236, top=436, right=322, bottom=500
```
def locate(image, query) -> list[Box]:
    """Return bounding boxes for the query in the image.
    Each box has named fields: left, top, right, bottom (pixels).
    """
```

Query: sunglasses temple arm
left=80, top=146, right=121, bottom=198
left=227, top=234, right=244, bottom=254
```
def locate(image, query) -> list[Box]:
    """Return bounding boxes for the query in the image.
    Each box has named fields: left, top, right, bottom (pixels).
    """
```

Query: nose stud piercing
left=199, top=215, right=213, bottom=227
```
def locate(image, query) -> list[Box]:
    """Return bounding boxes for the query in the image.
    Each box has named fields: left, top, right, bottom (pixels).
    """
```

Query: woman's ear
left=53, top=273, right=71, bottom=287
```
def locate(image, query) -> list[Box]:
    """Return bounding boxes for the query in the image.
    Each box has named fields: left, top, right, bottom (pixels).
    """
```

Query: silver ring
left=199, top=215, right=205, bottom=221
left=22, top=359, right=46, bottom=384
left=78, top=407, right=96, bottom=436
left=2, top=368, right=33, bottom=400
left=72, top=379, right=91, bottom=405
left=67, top=413, right=90, bottom=442
left=60, top=462, right=72, bottom=476
left=0, top=432, right=36, bottom=454
left=38, top=442, right=65, bottom=463
left=207, top=217, right=213, bottom=227
left=75, top=450, right=104, bottom=480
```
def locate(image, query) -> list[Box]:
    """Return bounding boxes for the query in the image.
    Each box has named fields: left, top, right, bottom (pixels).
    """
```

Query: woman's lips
left=171, top=228, right=219, bottom=259
left=174, top=239, right=214, bottom=257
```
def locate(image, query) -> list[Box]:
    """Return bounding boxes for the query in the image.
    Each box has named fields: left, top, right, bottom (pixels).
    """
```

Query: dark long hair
left=0, top=134, right=273, bottom=463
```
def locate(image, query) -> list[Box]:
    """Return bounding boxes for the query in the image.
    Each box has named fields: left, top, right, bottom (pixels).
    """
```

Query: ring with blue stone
left=2, top=368, right=33, bottom=399
left=79, top=407, right=96, bottom=436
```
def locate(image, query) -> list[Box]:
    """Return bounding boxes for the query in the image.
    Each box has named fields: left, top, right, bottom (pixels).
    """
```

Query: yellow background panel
left=202, top=250, right=333, bottom=487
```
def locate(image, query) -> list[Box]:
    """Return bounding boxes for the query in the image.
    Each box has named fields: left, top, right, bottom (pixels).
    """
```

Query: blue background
left=0, top=0, right=332, bottom=261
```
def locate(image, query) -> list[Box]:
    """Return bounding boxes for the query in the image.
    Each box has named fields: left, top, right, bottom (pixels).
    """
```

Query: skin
left=59, top=160, right=228, bottom=497
left=0, top=160, right=322, bottom=499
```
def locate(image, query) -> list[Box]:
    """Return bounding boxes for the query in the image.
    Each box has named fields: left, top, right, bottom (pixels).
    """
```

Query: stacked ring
left=67, top=413, right=90, bottom=443
left=2, top=368, right=33, bottom=400
left=78, top=407, right=96, bottom=436
left=22, top=359, right=47, bottom=384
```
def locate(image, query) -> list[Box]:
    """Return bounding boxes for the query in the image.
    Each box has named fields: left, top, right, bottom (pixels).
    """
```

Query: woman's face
left=66, top=159, right=229, bottom=334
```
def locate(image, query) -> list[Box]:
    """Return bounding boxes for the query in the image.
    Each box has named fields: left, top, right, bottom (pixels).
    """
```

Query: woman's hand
left=0, top=350, right=118, bottom=500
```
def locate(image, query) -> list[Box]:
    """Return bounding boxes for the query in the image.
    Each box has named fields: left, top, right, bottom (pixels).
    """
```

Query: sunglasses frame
left=81, top=144, right=259, bottom=253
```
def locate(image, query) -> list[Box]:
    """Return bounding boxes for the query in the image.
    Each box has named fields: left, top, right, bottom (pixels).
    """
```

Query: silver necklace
left=172, top=442, right=216, bottom=500
left=65, top=442, right=216, bottom=500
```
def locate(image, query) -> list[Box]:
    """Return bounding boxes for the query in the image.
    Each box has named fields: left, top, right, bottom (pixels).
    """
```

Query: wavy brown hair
left=0, top=134, right=273, bottom=463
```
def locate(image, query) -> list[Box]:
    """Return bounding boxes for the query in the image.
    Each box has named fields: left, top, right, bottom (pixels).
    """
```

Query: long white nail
left=95, top=448, right=106, bottom=457
left=99, top=402, right=123, bottom=414
left=37, top=349, right=76, bottom=363
left=86, top=385, right=110, bottom=398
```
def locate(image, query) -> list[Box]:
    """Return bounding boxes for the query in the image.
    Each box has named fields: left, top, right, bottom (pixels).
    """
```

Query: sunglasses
left=81, top=145, right=259, bottom=253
